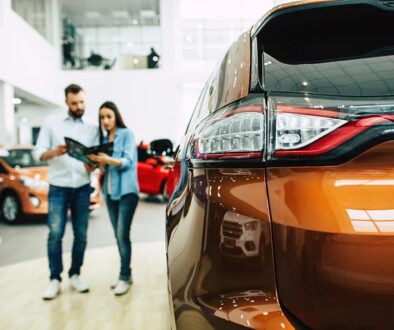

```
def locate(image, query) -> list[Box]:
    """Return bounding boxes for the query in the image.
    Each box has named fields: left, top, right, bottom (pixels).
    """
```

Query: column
left=160, top=0, right=178, bottom=70
left=0, top=81, right=16, bottom=145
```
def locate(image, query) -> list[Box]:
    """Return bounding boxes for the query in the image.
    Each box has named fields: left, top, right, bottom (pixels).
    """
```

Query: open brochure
left=64, top=137, right=113, bottom=165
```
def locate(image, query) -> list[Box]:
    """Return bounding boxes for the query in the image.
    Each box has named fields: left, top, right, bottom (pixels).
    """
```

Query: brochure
left=64, top=137, right=113, bottom=165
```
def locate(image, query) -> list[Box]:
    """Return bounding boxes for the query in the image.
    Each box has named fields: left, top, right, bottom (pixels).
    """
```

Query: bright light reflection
left=335, top=179, right=394, bottom=187
left=347, top=208, right=394, bottom=233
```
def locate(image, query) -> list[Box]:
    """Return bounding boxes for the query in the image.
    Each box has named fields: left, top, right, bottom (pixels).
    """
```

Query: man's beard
left=69, top=109, right=84, bottom=119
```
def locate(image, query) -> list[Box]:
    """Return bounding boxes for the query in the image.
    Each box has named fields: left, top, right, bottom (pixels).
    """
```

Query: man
left=34, top=84, right=98, bottom=300
left=147, top=47, right=160, bottom=69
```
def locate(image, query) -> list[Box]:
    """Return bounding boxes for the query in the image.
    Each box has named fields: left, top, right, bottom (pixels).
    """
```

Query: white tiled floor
left=0, top=196, right=170, bottom=330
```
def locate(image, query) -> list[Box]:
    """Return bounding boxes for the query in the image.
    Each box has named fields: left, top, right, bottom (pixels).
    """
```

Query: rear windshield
left=260, top=2, right=394, bottom=64
left=4, top=149, right=47, bottom=168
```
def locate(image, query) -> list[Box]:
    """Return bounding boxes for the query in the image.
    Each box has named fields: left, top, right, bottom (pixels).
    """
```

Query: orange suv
left=165, top=1, right=394, bottom=329
left=0, top=146, right=101, bottom=223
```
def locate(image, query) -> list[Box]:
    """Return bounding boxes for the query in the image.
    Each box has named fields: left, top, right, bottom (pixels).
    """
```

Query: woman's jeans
left=47, top=184, right=91, bottom=281
left=106, top=193, right=139, bottom=281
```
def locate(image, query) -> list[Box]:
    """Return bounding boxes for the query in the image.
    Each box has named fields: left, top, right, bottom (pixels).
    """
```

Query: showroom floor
left=0, top=196, right=170, bottom=330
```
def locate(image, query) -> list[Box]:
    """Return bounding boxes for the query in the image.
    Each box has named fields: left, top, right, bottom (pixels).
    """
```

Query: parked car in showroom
left=137, top=139, right=174, bottom=200
left=0, top=146, right=101, bottom=223
left=165, top=1, right=394, bottom=329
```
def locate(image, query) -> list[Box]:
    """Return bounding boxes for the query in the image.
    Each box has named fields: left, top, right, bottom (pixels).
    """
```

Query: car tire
left=1, top=192, right=21, bottom=223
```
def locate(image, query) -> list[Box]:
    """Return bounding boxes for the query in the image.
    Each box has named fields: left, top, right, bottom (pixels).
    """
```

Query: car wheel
left=1, top=192, right=21, bottom=223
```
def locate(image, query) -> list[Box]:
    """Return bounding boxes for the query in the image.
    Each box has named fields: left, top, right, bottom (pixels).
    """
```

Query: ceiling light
left=132, top=19, right=138, bottom=25
left=12, top=98, right=22, bottom=105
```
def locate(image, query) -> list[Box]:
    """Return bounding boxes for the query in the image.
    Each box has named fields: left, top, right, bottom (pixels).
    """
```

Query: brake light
left=193, top=100, right=265, bottom=160
left=270, top=96, right=394, bottom=159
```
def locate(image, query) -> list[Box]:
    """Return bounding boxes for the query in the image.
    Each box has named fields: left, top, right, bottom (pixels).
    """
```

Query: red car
left=137, top=139, right=173, bottom=200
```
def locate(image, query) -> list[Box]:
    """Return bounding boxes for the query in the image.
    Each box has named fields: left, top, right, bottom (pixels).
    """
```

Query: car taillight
left=269, top=96, right=394, bottom=160
left=192, top=97, right=265, bottom=160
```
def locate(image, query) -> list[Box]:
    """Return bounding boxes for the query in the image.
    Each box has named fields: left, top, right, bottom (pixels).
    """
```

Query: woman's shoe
left=114, top=280, right=131, bottom=296
left=111, top=278, right=132, bottom=289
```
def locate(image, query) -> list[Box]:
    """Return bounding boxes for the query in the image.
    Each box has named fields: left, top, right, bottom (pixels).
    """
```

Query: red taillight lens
left=192, top=98, right=265, bottom=160
left=269, top=96, right=394, bottom=159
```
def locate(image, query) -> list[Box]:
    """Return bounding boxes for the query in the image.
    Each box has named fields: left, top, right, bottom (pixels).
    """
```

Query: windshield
left=3, top=149, right=47, bottom=168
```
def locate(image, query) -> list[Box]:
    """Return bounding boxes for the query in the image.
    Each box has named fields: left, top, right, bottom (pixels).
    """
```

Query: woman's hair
left=98, top=101, right=127, bottom=144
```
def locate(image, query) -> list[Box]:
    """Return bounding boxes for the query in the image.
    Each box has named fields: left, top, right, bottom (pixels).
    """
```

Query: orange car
left=0, top=146, right=101, bottom=223
left=166, top=1, right=394, bottom=329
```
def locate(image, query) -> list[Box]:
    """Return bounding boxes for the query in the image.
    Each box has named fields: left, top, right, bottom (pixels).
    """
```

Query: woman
left=88, top=101, right=139, bottom=296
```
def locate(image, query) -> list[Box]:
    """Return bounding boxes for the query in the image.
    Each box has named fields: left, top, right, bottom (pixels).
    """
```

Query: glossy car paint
left=166, top=1, right=394, bottom=329
left=137, top=143, right=170, bottom=196
left=0, top=149, right=48, bottom=218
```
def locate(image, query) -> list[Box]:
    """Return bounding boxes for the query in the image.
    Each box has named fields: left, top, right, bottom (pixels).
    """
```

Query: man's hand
left=40, top=144, right=67, bottom=161
left=52, top=144, right=67, bottom=157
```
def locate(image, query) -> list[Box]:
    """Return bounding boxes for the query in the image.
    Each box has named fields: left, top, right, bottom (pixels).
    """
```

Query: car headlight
left=243, top=221, right=258, bottom=231
left=29, top=195, right=40, bottom=208
left=20, top=176, right=48, bottom=189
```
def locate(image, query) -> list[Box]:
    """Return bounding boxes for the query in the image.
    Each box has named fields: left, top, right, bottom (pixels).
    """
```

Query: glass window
left=5, top=149, right=47, bottom=168
left=12, top=0, right=52, bottom=42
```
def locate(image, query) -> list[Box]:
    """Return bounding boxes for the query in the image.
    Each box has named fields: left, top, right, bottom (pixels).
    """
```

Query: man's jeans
left=106, top=193, right=139, bottom=281
left=47, top=184, right=91, bottom=281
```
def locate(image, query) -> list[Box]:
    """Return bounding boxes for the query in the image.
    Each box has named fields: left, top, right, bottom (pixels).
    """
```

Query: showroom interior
left=0, top=0, right=278, bottom=329
left=3, top=0, right=394, bottom=330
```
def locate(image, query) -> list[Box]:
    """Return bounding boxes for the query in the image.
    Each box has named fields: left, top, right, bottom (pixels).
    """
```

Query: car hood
left=11, top=166, right=48, bottom=181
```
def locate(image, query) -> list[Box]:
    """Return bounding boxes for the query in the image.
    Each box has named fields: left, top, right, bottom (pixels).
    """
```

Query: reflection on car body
left=220, top=211, right=267, bottom=264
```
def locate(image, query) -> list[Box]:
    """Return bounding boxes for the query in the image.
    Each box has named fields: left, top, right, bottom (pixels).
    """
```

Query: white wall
left=0, top=0, right=63, bottom=107
left=16, top=103, right=62, bottom=128
left=62, top=69, right=206, bottom=144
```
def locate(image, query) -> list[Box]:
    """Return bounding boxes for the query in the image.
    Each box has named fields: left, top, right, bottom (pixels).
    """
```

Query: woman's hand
left=88, top=152, right=111, bottom=165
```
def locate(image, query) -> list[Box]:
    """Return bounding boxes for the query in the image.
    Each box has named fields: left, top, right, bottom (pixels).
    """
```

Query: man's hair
left=65, top=84, right=83, bottom=97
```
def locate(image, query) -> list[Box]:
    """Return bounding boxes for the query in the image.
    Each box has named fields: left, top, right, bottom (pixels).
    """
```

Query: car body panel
left=267, top=141, right=394, bottom=328
left=167, top=168, right=286, bottom=329
left=137, top=142, right=170, bottom=195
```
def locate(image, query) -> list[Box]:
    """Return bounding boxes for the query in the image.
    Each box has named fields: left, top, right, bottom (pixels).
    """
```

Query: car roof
left=1, top=145, right=34, bottom=150
left=252, top=0, right=336, bottom=36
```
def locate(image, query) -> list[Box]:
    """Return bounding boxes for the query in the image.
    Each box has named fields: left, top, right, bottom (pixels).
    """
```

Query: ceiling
left=60, top=0, right=160, bottom=27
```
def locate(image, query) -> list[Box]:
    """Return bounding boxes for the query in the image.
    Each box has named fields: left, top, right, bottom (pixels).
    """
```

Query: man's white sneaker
left=114, top=280, right=131, bottom=296
left=70, top=274, right=89, bottom=293
left=42, top=280, right=61, bottom=300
